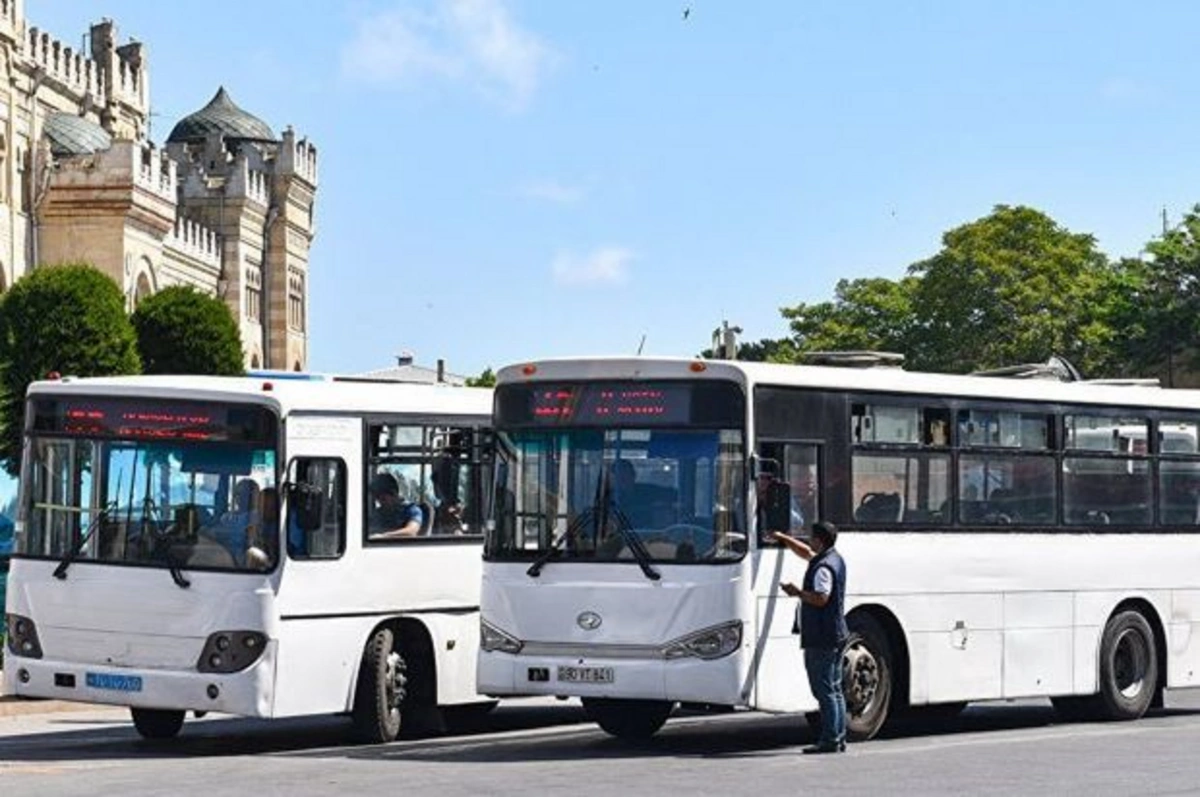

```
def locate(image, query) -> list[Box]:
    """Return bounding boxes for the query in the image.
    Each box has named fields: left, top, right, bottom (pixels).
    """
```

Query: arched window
left=251, top=354, right=261, bottom=369
left=293, top=360, right=302, bottom=372
left=134, top=272, right=153, bottom=306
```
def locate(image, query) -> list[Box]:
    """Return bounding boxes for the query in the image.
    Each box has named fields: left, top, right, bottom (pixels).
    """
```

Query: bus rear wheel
left=1096, top=610, right=1158, bottom=721
left=843, top=613, right=893, bottom=741
left=131, top=708, right=185, bottom=740
left=583, top=698, right=674, bottom=740
left=350, top=626, right=409, bottom=744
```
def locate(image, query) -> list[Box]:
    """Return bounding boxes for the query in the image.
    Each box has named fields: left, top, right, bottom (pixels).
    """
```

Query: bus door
left=271, top=414, right=358, bottom=717
left=753, top=441, right=820, bottom=712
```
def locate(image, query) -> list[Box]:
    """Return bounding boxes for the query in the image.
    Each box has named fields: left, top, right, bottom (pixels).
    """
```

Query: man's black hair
left=812, top=521, right=838, bottom=549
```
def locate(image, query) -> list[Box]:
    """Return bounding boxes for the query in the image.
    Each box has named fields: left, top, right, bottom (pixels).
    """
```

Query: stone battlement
left=165, top=216, right=220, bottom=270
left=27, top=27, right=103, bottom=99
left=279, top=127, right=318, bottom=186
left=227, top=156, right=270, bottom=205
left=52, top=139, right=177, bottom=202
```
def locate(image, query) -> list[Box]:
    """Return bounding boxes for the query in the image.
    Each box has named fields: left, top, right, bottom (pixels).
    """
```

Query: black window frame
left=361, top=415, right=491, bottom=547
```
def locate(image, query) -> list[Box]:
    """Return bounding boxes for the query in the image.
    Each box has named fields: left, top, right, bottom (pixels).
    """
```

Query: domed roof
left=43, top=112, right=112, bottom=157
left=167, top=87, right=276, bottom=144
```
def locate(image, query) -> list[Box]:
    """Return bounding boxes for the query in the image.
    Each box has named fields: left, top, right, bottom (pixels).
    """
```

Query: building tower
left=165, top=88, right=317, bottom=370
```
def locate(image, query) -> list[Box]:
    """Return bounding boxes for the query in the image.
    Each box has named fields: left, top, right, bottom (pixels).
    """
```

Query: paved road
left=3, top=693, right=1200, bottom=796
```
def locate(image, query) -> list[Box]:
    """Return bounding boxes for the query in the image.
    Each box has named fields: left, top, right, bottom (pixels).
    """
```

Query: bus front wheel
left=131, top=707, right=185, bottom=740
left=350, top=626, right=409, bottom=744
left=843, top=613, right=893, bottom=741
left=583, top=698, right=674, bottom=740
left=1096, top=610, right=1158, bottom=721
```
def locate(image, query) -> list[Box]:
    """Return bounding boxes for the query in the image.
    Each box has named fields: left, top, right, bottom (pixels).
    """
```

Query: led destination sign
left=33, top=398, right=278, bottom=444
left=532, top=386, right=691, bottom=424
left=497, top=381, right=745, bottom=428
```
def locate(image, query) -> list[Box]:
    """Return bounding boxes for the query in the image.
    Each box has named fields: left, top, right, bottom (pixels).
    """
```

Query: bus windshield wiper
left=144, top=498, right=190, bottom=589
left=606, top=503, right=661, bottom=582
left=53, top=501, right=117, bottom=581
left=526, top=508, right=594, bottom=578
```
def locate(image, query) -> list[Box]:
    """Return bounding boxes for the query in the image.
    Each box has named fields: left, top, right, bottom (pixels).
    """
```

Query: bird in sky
left=683, top=8, right=691, bottom=21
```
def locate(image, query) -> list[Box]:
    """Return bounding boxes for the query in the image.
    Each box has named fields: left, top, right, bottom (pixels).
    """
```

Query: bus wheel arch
left=843, top=605, right=908, bottom=741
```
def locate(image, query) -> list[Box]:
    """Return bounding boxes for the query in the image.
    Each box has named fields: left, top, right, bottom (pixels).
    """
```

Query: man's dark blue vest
left=800, top=547, right=848, bottom=649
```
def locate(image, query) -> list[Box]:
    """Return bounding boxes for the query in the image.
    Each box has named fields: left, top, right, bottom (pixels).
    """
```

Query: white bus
left=477, top=356, right=1200, bottom=740
left=4, top=373, right=494, bottom=742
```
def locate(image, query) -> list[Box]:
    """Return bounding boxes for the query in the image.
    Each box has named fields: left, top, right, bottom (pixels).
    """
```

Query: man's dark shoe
left=802, top=743, right=842, bottom=754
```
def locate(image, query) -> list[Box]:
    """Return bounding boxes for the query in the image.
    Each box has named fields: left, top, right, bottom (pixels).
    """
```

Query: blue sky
left=30, top=1, right=1200, bottom=377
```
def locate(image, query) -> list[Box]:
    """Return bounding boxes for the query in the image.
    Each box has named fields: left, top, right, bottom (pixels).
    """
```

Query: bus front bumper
left=478, top=649, right=748, bottom=706
left=1, top=646, right=277, bottom=718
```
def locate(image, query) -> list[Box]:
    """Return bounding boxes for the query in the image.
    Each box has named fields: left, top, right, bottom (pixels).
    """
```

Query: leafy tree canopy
left=0, top=264, right=141, bottom=475
left=131, top=285, right=244, bottom=377
left=466, top=367, right=496, bottom=387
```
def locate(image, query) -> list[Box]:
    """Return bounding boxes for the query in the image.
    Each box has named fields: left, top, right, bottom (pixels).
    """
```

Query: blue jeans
left=805, top=646, right=846, bottom=747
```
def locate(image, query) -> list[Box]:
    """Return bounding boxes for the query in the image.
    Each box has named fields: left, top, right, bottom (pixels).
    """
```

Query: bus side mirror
left=763, top=480, right=793, bottom=534
left=288, top=483, right=324, bottom=532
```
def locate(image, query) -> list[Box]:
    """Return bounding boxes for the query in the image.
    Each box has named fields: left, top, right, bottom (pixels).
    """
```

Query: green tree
left=906, top=205, right=1115, bottom=374
left=1118, top=207, right=1200, bottom=386
left=0, top=264, right=141, bottom=475
left=466, top=367, right=496, bottom=387
left=131, top=285, right=244, bottom=377
left=780, top=277, right=916, bottom=359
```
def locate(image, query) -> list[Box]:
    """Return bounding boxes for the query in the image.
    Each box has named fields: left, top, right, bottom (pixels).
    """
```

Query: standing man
left=772, top=522, right=848, bottom=754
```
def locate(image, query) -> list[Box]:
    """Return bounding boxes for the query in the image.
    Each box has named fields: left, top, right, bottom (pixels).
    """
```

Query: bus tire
left=582, top=698, right=674, bottom=740
left=844, top=613, right=893, bottom=741
left=350, top=626, right=408, bottom=744
left=131, top=708, right=185, bottom=740
left=1096, top=609, right=1158, bottom=721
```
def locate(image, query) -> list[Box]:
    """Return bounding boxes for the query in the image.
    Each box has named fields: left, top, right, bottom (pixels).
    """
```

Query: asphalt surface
left=2, top=693, right=1200, bottom=796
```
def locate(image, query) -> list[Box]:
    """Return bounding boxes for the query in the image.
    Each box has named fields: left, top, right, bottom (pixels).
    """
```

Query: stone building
left=0, top=0, right=317, bottom=369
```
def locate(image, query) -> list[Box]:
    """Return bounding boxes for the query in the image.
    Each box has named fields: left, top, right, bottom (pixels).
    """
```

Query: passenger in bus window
left=213, top=478, right=261, bottom=564
left=368, top=471, right=423, bottom=539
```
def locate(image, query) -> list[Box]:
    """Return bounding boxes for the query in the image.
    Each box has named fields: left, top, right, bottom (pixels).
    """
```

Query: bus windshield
left=16, top=396, right=279, bottom=574
left=490, top=426, right=747, bottom=564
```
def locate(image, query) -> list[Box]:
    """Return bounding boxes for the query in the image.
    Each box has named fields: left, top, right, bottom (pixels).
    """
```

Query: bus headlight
left=5, top=614, right=43, bottom=659
left=480, top=620, right=524, bottom=654
left=661, top=621, right=743, bottom=661
left=196, top=631, right=268, bottom=673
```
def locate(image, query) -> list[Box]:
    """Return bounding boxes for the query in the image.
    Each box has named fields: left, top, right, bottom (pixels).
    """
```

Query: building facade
left=0, top=0, right=316, bottom=369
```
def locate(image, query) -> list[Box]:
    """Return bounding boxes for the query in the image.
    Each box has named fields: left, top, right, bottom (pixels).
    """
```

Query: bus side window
left=286, top=458, right=347, bottom=559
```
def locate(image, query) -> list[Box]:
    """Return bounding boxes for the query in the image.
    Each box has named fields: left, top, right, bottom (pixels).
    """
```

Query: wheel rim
left=385, top=651, right=404, bottom=717
left=1113, top=627, right=1149, bottom=699
left=843, top=641, right=880, bottom=717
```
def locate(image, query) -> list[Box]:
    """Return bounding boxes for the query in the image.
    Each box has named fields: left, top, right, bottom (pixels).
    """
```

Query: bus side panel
left=905, top=594, right=1003, bottom=704
left=271, top=616, right=369, bottom=717
left=1002, top=592, right=1074, bottom=698
left=1169, top=590, right=1200, bottom=688
left=419, top=611, right=485, bottom=705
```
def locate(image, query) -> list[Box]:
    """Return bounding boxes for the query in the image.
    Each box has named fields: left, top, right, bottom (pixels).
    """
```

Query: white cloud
left=518, top=178, right=585, bottom=204
left=341, top=0, right=554, bottom=110
left=552, top=247, right=634, bottom=286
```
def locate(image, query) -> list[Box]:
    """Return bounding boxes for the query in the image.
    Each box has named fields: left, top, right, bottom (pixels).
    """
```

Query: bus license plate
left=557, top=665, right=614, bottom=684
left=86, top=672, right=144, bottom=692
